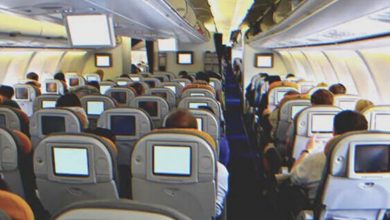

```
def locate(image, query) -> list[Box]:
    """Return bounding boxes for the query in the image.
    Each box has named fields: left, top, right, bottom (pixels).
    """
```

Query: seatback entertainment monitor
left=52, top=147, right=89, bottom=177
left=153, top=145, right=191, bottom=176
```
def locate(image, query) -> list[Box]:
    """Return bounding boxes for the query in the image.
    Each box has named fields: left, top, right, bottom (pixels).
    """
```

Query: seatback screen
left=339, top=101, right=356, bottom=110
left=86, top=76, right=98, bottom=82
left=291, top=106, right=307, bottom=119
left=110, top=115, right=136, bottom=136
left=111, top=92, right=127, bottom=104
left=53, top=147, right=89, bottom=177
left=117, top=81, right=128, bottom=86
left=42, top=116, right=65, bottom=135
left=196, top=118, right=203, bottom=131
left=153, top=145, right=191, bottom=176
left=46, top=82, right=58, bottom=93
left=87, top=101, right=104, bottom=115
left=139, top=101, right=158, bottom=117
left=15, top=88, right=28, bottom=100
left=355, top=145, right=390, bottom=173
left=69, top=78, right=79, bottom=87
left=42, top=101, right=56, bottom=109
left=189, top=102, right=208, bottom=109
left=311, top=114, right=334, bottom=133
left=164, top=86, right=176, bottom=94
left=100, top=85, right=111, bottom=95
left=190, top=93, right=205, bottom=97
left=130, top=77, right=140, bottom=82
left=375, top=114, right=390, bottom=131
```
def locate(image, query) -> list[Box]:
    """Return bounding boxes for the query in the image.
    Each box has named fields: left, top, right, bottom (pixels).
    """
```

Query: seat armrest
left=296, top=210, right=313, bottom=220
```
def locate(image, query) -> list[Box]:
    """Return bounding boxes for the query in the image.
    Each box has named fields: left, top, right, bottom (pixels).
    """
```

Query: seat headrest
left=0, top=190, right=34, bottom=220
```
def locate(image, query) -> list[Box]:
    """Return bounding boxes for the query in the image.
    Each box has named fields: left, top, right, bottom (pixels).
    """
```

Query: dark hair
left=195, top=72, right=210, bottom=83
left=178, top=71, right=188, bottom=77
left=165, top=109, right=197, bottom=129
left=286, top=73, right=295, bottom=79
left=54, top=72, right=65, bottom=81
left=266, top=75, right=281, bottom=85
left=130, top=82, right=145, bottom=96
left=26, top=72, right=39, bottom=81
left=181, top=75, right=194, bottom=82
left=0, top=85, right=14, bottom=99
left=56, top=93, right=82, bottom=107
left=333, top=110, right=368, bottom=135
left=85, top=128, right=116, bottom=143
left=329, top=83, right=347, bottom=95
left=311, top=89, right=334, bottom=105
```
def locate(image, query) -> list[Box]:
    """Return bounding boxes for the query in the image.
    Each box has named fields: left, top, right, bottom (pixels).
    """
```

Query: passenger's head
left=130, top=82, right=145, bottom=96
left=329, top=83, right=346, bottom=95
left=0, top=85, right=14, bottom=99
left=195, top=72, right=210, bottom=83
left=178, top=71, right=188, bottom=77
left=310, top=89, right=334, bottom=105
left=96, top=69, right=104, bottom=81
left=286, top=73, right=295, bottom=79
left=333, top=110, right=368, bottom=135
left=26, top=72, right=39, bottom=81
left=85, top=127, right=116, bottom=143
left=56, top=93, right=82, bottom=107
left=165, top=109, right=197, bottom=129
left=181, top=75, right=194, bottom=83
left=54, top=72, right=65, bottom=82
left=355, top=99, right=374, bottom=113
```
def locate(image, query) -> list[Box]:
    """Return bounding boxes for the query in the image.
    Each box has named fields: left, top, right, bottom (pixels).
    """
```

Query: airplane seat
left=160, top=82, right=184, bottom=99
left=33, top=94, right=60, bottom=113
left=156, top=71, right=176, bottom=81
left=291, top=106, right=342, bottom=161
left=306, top=86, right=328, bottom=96
left=152, top=74, right=170, bottom=83
left=0, top=106, right=30, bottom=137
left=69, top=85, right=100, bottom=98
left=298, top=131, right=390, bottom=220
left=297, top=81, right=316, bottom=94
left=275, top=98, right=311, bottom=155
left=0, top=210, right=10, bottom=220
left=333, top=94, right=360, bottom=110
left=267, top=85, right=300, bottom=112
left=30, top=108, right=83, bottom=147
left=13, top=84, right=39, bottom=117
left=362, top=105, right=390, bottom=132
left=99, top=81, right=116, bottom=95
left=130, top=96, right=169, bottom=128
left=172, top=78, right=191, bottom=88
left=33, top=133, right=119, bottom=214
left=105, top=87, right=136, bottom=107
left=178, top=97, right=222, bottom=125
left=182, top=84, right=216, bottom=99
left=80, top=95, right=116, bottom=129
left=0, top=190, right=34, bottom=220
left=143, top=78, right=162, bottom=89
left=84, top=73, right=101, bottom=83
left=65, top=74, right=86, bottom=89
left=131, top=128, right=217, bottom=220
left=181, top=88, right=216, bottom=99
left=209, top=77, right=222, bottom=93
left=51, top=199, right=191, bottom=220
left=149, top=88, right=176, bottom=110
left=114, top=77, right=133, bottom=87
left=128, top=74, right=144, bottom=82
left=43, top=79, right=65, bottom=95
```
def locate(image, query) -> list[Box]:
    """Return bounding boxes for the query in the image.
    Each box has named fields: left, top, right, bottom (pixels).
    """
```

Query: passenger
left=165, top=109, right=229, bottom=217
left=355, top=99, right=374, bottom=113
left=181, top=75, right=194, bottom=83
left=0, top=85, right=21, bottom=109
left=96, top=69, right=104, bottom=81
left=178, top=70, right=189, bottom=77
left=55, top=93, right=88, bottom=129
left=195, top=71, right=210, bottom=84
left=25, top=81, right=42, bottom=96
left=54, top=71, right=68, bottom=93
left=131, top=64, right=141, bottom=74
left=329, top=83, right=346, bottom=95
left=129, top=82, right=145, bottom=96
left=290, top=110, right=368, bottom=200
left=26, top=72, right=41, bottom=88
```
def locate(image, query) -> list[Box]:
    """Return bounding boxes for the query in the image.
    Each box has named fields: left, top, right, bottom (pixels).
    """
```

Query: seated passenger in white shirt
left=165, top=108, right=229, bottom=217
left=290, top=110, right=368, bottom=200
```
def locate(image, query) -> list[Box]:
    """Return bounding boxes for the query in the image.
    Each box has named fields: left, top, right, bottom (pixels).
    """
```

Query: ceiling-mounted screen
left=158, top=38, right=178, bottom=52
left=255, top=54, right=273, bottom=68
left=177, top=52, right=193, bottom=65
left=65, top=14, right=116, bottom=48
left=95, top=54, right=112, bottom=67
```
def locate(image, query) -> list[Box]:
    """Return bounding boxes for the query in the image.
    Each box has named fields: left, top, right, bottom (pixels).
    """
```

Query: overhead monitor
left=100, top=85, right=111, bottom=95
left=0, top=114, right=6, bottom=127
left=69, top=77, right=80, bottom=87
left=339, top=101, right=356, bottom=110
left=291, top=105, right=307, bottom=120
left=276, top=91, right=287, bottom=104
left=117, top=81, right=128, bottom=86
left=151, top=92, right=167, bottom=100
left=190, top=93, right=205, bottom=97
left=153, top=145, right=191, bottom=176
left=196, top=118, right=203, bottom=131
left=311, top=114, right=334, bottom=134
left=350, top=144, right=390, bottom=178
left=46, top=82, right=58, bottom=93
left=41, top=100, right=57, bottom=109
left=158, top=38, right=177, bottom=52
left=255, top=54, right=273, bottom=68
left=110, top=115, right=136, bottom=136
left=65, top=14, right=116, bottom=48
left=110, top=92, right=127, bottom=104
left=375, top=114, right=390, bottom=131
left=139, top=101, right=158, bottom=117
left=52, top=147, right=89, bottom=177
left=86, top=101, right=105, bottom=115
left=189, top=102, right=208, bottom=109
left=95, top=54, right=112, bottom=67
left=164, top=86, right=176, bottom=94
left=15, top=87, right=28, bottom=100
left=177, top=51, right=193, bottom=65
left=42, top=116, right=65, bottom=135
